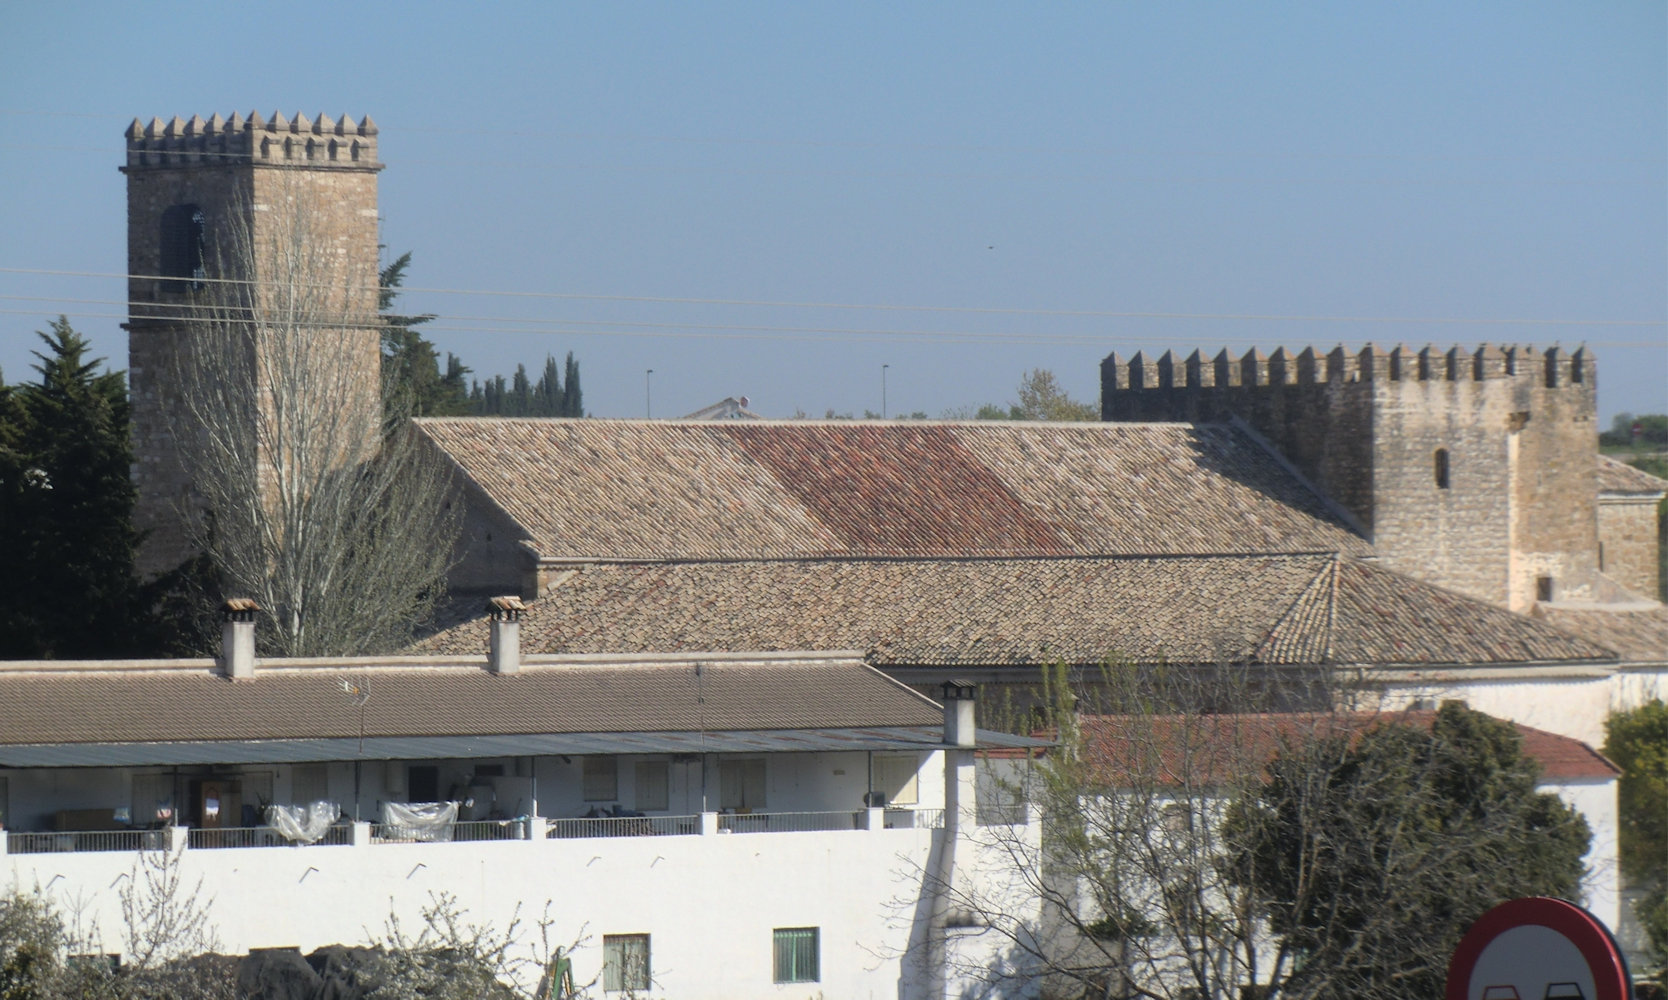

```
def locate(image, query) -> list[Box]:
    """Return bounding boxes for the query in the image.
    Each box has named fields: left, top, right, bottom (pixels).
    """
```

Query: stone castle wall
left=1101, top=344, right=1598, bottom=612
left=1598, top=498, right=1663, bottom=600
left=124, top=112, right=383, bottom=576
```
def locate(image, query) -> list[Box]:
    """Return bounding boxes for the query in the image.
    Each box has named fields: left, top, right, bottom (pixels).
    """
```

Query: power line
left=0, top=269, right=1660, bottom=331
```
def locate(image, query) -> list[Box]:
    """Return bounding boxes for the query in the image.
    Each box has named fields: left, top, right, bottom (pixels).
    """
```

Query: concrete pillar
left=865, top=807, right=885, bottom=830
left=699, top=812, right=719, bottom=836
left=352, top=821, right=372, bottom=847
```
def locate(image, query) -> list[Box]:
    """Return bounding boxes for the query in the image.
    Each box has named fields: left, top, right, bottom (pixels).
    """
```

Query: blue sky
left=1, top=2, right=1662, bottom=422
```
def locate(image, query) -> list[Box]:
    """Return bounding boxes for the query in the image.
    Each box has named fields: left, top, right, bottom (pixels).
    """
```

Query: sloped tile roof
left=1533, top=605, right=1668, bottom=663
left=413, top=419, right=1368, bottom=559
left=0, top=657, right=940, bottom=747
left=1597, top=454, right=1668, bottom=496
left=1079, top=710, right=1619, bottom=788
left=414, top=555, right=1613, bottom=669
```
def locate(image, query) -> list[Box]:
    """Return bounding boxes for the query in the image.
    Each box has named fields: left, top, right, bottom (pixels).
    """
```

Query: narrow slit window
left=159, top=204, right=206, bottom=292
left=1434, top=448, right=1450, bottom=489
left=1536, top=577, right=1555, bottom=602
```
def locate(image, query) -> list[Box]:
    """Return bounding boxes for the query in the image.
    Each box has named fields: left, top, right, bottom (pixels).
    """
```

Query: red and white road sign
left=1446, top=898, right=1631, bottom=1000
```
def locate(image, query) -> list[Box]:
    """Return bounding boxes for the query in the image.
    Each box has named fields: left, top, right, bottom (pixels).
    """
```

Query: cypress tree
left=562, top=351, right=583, bottom=417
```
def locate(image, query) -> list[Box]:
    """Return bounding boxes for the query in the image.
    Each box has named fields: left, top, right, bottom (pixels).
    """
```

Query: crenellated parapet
left=123, top=111, right=380, bottom=170
left=1103, top=343, right=1592, bottom=396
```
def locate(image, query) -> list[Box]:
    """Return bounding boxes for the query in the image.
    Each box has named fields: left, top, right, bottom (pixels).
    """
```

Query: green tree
left=380, top=252, right=470, bottom=419
left=0, top=320, right=158, bottom=658
left=561, top=351, right=583, bottom=417
left=1605, top=700, right=1668, bottom=982
left=1232, top=702, right=1590, bottom=1000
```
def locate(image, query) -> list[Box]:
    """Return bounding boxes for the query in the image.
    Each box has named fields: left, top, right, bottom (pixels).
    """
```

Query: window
left=1434, top=448, right=1450, bottom=489
left=719, top=759, right=766, bottom=810
left=773, top=927, right=819, bottom=984
left=1537, top=576, right=1555, bottom=602
left=158, top=204, right=207, bottom=292
left=602, top=934, right=650, bottom=992
left=407, top=765, right=438, bottom=803
left=0, top=776, right=7, bottom=830
left=635, top=761, right=669, bottom=812
left=872, top=755, right=919, bottom=806
left=583, top=758, right=618, bottom=802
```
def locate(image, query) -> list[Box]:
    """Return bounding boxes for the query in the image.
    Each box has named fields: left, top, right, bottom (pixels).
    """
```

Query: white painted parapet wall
left=4, top=809, right=1043, bottom=1000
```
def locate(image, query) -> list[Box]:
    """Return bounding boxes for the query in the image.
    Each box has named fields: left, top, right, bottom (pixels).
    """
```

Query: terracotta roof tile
left=414, top=556, right=1612, bottom=669
left=1079, top=710, right=1619, bottom=787
left=413, top=419, right=1368, bottom=559
left=1533, top=605, right=1668, bottom=663
left=1597, top=454, right=1668, bottom=496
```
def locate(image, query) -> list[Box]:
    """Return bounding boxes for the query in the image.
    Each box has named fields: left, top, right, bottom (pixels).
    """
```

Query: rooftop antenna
left=645, top=369, right=654, bottom=419
left=882, top=364, right=890, bottom=418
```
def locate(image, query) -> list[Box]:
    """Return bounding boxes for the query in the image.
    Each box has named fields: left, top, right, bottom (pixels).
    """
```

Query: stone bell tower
left=123, top=111, right=384, bottom=575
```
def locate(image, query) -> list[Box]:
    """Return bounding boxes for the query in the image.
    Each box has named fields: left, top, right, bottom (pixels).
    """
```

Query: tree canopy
left=1605, top=699, right=1668, bottom=982
left=0, top=319, right=162, bottom=657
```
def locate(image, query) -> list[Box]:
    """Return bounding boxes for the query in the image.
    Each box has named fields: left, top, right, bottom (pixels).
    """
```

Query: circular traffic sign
left=1446, top=897, right=1631, bottom=1000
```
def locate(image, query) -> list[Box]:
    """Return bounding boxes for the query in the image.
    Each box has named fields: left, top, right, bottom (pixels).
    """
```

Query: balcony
left=0, top=807, right=952, bottom=857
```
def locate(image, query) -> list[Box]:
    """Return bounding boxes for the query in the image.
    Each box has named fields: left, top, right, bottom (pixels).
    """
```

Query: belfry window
left=159, top=204, right=206, bottom=292
left=1434, top=448, right=1450, bottom=489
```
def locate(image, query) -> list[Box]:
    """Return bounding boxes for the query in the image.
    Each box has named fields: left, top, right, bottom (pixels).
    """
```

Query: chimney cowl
left=220, top=598, right=259, bottom=681
left=488, top=596, right=524, bottom=675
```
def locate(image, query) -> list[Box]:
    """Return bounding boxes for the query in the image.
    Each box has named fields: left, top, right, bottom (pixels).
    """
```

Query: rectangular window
left=719, top=759, right=767, bottom=810
left=635, top=761, right=669, bottom=812
left=583, top=758, right=618, bottom=802
left=0, top=775, right=8, bottom=830
left=773, top=927, right=819, bottom=984
left=602, top=933, right=650, bottom=992
left=872, top=755, right=919, bottom=806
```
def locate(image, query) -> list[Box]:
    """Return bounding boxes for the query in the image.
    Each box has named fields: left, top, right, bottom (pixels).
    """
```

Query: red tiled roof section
left=1329, top=560, right=1614, bottom=665
left=414, top=554, right=1609, bottom=668
left=413, top=419, right=1368, bottom=559
left=0, top=659, right=941, bottom=746
left=1078, top=711, right=1618, bottom=788
left=1597, top=454, right=1668, bottom=496
left=1533, top=605, right=1668, bottom=663
left=724, top=424, right=1071, bottom=554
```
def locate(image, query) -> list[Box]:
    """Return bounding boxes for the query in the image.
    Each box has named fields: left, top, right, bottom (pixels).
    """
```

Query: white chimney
left=220, top=599, right=259, bottom=681
left=487, top=596, right=526, bottom=675
left=940, top=679, right=977, bottom=748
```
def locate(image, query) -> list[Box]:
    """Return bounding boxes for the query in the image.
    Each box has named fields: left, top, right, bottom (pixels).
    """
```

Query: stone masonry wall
left=1101, top=343, right=1599, bottom=613
left=124, top=112, right=382, bottom=576
left=1598, top=498, right=1663, bottom=600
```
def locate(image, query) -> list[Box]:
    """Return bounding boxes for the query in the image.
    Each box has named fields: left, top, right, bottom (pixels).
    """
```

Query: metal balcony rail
left=885, top=808, right=945, bottom=829
left=450, top=819, right=530, bottom=842
left=719, top=810, right=863, bottom=834
left=7, top=829, right=165, bottom=854
left=546, top=814, right=699, bottom=839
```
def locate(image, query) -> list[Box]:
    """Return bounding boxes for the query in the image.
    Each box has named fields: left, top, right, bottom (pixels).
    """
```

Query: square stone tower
left=1101, top=343, right=1600, bottom=613
left=123, top=111, right=384, bottom=575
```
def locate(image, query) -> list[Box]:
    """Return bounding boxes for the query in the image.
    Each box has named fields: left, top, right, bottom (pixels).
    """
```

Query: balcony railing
left=7, top=829, right=165, bottom=854
left=546, top=814, right=699, bottom=839
left=3, top=808, right=969, bottom=856
left=719, top=810, right=863, bottom=834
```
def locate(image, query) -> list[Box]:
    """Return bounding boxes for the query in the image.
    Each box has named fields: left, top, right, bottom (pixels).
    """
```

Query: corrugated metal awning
left=0, top=727, right=1050, bottom=768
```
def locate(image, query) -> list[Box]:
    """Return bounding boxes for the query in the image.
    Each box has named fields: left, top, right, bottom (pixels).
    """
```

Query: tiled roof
left=1533, top=605, right=1668, bottom=664
left=0, top=657, right=940, bottom=747
left=1597, top=455, right=1668, bottom=496
left=414, top=555, right=1614, bottom=669
left=1078, top=710, right=1619, bottom=788
left=413, top=419, right=1368, bottom=560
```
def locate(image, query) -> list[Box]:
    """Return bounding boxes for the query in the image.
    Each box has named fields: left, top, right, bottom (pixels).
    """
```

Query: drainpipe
left=220, top=599, right=259, bottom=681
left=487, top=596, right=526, bottom=675
left=930, top=679, right=980, bottom=1000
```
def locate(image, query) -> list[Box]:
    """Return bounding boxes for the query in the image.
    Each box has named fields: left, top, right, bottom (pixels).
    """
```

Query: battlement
left=1103, top=343, right=1591, bottom=392
left=123, top=111, right=381, bottom=170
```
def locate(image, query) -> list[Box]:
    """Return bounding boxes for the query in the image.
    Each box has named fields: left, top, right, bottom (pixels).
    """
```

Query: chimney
left=220, top=599, right=259, bottom=680
left=487, top=596, right=526, bottom=675
left=940, top=679, right=977, bottom=748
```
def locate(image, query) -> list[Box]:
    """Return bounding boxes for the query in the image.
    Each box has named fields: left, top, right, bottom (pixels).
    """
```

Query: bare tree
left=164, top=175, right=458, bottom=655
left=926, top=665, right=1589, bottom=1000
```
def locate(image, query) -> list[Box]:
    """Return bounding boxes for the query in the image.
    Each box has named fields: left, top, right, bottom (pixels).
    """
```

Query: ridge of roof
left=1597, top=454, right=1668, bottom=496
